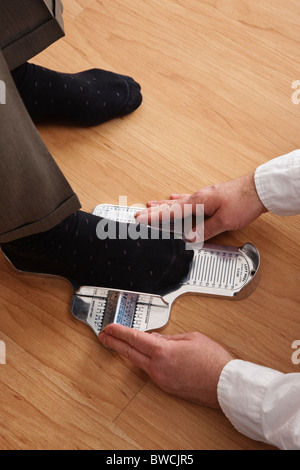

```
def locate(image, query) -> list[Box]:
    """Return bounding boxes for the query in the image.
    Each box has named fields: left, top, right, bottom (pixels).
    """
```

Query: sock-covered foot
left=11, top=63, right=143, bottom=126
left=1, top=211, right=193, bottom=295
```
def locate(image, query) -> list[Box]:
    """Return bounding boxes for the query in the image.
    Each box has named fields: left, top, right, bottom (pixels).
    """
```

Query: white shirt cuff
left=217, top=359, right=282, bottom=443
left=254, top=149, right=300, bottom=216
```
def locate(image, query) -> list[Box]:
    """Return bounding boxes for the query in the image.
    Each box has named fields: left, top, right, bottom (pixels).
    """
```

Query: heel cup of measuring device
left=1, top=245, right=31, bottom=275
left=1, top=245, right=74, bottom=288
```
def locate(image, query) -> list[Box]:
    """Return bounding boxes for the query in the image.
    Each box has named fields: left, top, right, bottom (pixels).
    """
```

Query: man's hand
left=135, top=173, right=268, bottom=241
left=99, top=325, right=233, bottom=409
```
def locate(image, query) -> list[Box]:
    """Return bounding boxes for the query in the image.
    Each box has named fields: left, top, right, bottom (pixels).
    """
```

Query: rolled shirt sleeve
left=218, top=360, right=300, bottom=450
left=254, top=149, right=300, bottom=216
left=218, top=151, right=300, bottom=449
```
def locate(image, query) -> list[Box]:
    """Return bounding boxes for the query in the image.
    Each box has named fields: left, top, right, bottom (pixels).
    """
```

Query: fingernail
left=136, top=213, right=147, bottom=224
left=187, top=230, right=197, bottom=243
left=151, top=332, right=162, bottom=338
left=99, top=332, right=105, bottom=346
left=136, top=208, right=147, bottom=216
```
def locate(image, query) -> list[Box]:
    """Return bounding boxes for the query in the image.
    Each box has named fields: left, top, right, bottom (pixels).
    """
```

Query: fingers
left=187, top=216, right=221, bottom=242
left=158, top=333, right=192, bottom=341
left=146, top=194, right=191, bottom=205
left=135, top=196, right=193, bottom=226
left=99, top=324, right=161, bottom=372
left=146, top=200, right=176, bottom=207
left=202, top=215, right=224, bottom=241
left=169, top=194, right=191, bottom=200
left=134, top=187, right=223, bottom=242
left=135, top=194, right=192, bottom=221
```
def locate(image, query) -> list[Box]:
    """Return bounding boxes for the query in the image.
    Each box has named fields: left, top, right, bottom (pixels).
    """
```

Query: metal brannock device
left=71, top=205, right=260, bottom=337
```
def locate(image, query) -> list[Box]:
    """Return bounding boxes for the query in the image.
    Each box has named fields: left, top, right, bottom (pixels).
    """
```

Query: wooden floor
left=0, top=0, right=300, bottom=450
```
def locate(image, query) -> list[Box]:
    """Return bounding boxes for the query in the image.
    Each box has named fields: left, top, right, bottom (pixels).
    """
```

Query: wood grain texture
left=0, top=0, right=299, bottom=450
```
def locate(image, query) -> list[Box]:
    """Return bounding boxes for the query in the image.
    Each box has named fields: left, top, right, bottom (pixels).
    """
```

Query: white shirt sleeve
left=218, top=360, right=300, bottom=450
left=254, top=149, right=300, bottom=216
left=217, top=150, right=300, bottom=450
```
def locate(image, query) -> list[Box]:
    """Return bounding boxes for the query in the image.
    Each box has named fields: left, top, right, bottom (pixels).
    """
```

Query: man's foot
left=1, top=211, right=193, bottom=295
left=11, top=63, right=143, bottom=126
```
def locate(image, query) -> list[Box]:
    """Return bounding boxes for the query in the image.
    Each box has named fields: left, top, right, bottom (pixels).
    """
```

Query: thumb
left=186, top=214, right=223, bottom=243
left=203, top=214, right=224, bottom=241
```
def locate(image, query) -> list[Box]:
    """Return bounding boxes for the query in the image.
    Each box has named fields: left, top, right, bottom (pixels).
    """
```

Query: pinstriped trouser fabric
left=1, top=0, right=65, bottom=70
left=0, top=1, right=81, bottom=243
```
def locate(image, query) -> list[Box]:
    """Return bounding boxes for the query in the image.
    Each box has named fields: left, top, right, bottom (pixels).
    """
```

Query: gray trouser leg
left=0, top=48, right=81, bottom=243
left=0, top=0, right=65, bottom=70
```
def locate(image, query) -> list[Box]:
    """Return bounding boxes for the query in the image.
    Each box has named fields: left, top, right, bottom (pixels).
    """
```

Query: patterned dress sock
left=11, top=63, right=142, bottom=126
left=1, top=211, right=194, bottom=295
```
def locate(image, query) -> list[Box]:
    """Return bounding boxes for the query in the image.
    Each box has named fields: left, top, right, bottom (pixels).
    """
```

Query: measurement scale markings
left=201, top=255, right=207, bottom=283
left=196, top=254, right=203, bottom=285
left=189, top=252, right=198, bottom=284
left=203, top=254, right=209, bottom=282
left=214, top=256, right=220, bottom=285
left=229, top=257, right=234, bottom=286
left=218, top=256, right=223, bottom=286
left=226, top=258, right=231, bottom=287
left=195, top=251, right=203, bottom=284
left=190, top=252, right=198, bottom=284
left=220, top=257, right=226, bottom=285
left=206, top=255, right=213, bottom=284
left=208, top=256, right=211, bottom=282
left=197, top=253, right=205, bottom=284
left=216, top=256, right=221, bottom=284
left=223, top=258, right=227, bottom=285
left=231, top=256, right=238, bottom=287
left=133, top=298, right=153, bottom=330
left=204, top=254, right=210, bottom=283
left=210, top=257, right=215, bottom=283
left=213, top=256, right=217, bottom=285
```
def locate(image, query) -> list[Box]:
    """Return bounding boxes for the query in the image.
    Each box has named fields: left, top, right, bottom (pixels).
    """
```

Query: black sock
left=1, top=211, right=193, bottom=295
left=11, top=63, right=143, bottom=126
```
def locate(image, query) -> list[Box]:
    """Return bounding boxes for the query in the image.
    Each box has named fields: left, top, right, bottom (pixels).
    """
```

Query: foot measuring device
left=71, top=204, right=260, bottom=337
